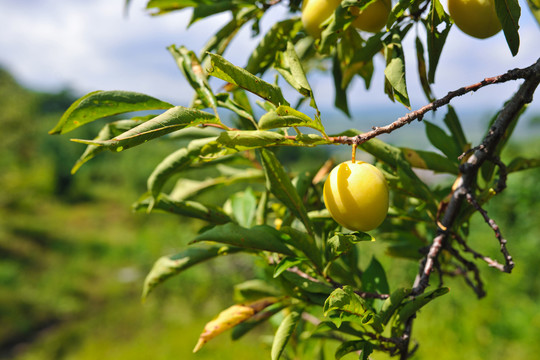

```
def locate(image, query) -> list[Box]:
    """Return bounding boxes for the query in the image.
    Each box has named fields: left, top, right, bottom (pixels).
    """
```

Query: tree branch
left=332, top=59, right=540, bottom=146
left=400, top=57, right=540, bottom=359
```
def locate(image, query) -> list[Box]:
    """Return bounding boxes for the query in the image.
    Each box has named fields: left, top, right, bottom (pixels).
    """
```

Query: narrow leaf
left=443, top=106, right=468, bottom=152
left=280, top=226, right=323, bottom=270
left=207, top=53, right=289, bottom=106
left=71, top=106, right=221, bottom=151
left=494, top=0, right=521, bottom=56
left=384, top=32, right=411, bottom=109
left=71, top=118, right=145, bottom=173
left=527, top=0, right=540, bottom=25
left=232, top=303, right=285, bottom=340
left=401, top=147, right=459, bottom=174
left=50, top=90, right=173, bottom=134
left=424, top=120, right=461, bottom=162
left=229, top=187, right=257, bottom=228
left=258, top=149, right=314, bottom=234
left=271, top=310, right=301, bottom=360
left=147, top=137, right=220, bottom=199
left=361, top=257, right=390, bottom=306
left=194, top=297, right=278, bottom=353
left=245, top=19, right=302, bottom=75
left=142, top=245, right=242, bottom=301
left=425, top=0, right=452, bottom=83
left=134, top=194, right=232, bottom=224
left=275, top=41, right=319, bottom=111
left=191, top=223, right=295, bottom=255
left=274, top=257, right=308, bottom=278
left=335, top=340, right=373, bottom=360
left=395, top=287, right=449, bottom=325
left=378, top=288, right=412, bottom=325
left=168, top=45, right=218, bottom=112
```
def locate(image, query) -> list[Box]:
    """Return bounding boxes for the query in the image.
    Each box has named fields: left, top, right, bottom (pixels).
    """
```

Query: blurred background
left=1, top=1, right=540, bottom=359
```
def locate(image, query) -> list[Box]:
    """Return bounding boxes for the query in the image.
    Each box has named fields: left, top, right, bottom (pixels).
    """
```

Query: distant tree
left=51, top=1, right=540, bottom=359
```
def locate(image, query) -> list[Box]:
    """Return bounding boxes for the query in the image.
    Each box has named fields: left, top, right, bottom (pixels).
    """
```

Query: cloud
left=1, top=0, right=538, bottom=120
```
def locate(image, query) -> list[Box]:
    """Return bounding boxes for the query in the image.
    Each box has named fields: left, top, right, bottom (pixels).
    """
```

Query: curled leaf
left=194, top=297, right=278, bottom=352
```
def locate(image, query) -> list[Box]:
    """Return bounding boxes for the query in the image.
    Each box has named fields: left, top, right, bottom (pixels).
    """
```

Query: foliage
left=47, top=1, right=540, bottom=359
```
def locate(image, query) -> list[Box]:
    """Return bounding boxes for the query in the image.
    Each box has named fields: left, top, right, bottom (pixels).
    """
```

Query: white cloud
left=1, top=0, right=538, bottom=120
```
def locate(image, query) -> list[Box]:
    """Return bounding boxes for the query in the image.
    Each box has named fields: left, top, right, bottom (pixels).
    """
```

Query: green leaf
left=334, top=340, right=374, bottom=360
left=207, top=53, right=289, bottom=107
left=217, top=130, right=329, bottom=151
left=271, top=310, right=301, bottom=360
left=527, top=0, right=540, bottom=25
left=319, top=4, right=355, bottom=55
left=274, top=41, right=319, bottom=111
left=415, top=36, right=434, bottom=102
left=134, top=194, right=232, bottom=224
left=324, top=286, right=380, bottom=330
left=259, top=105, right=325, bottom=134
left=387, top=0, right=416, bottom=28
left=147, top=137, right=220, bottom=199
left=326, top=232, right=374, bottom=261
left=400, top=147, right=459, bottom=174
left=71, top=118, right=145, bottom=173
left=274, top=257, right=308, bottom=278
left=332, top=52, right=350, bottom=117
left=507, top=156, right=540, bottom=173
left=201, top=7, right=258, bottom=58
left=146, top=0, right=201, bottom=15
left=258, top=149, right=314, bottom=234
left=169, top=167, right=264, bottom=201
left=280, top=226, right=323, bottom=271
left=49, top=90, right=173, bottom=134
left=142, top=245, right=242, bottom=301
left=338, top=28, right=375, bottom=92
left=281, top=271, right=334, bottom=295
left=361, top=257, right=390, bottom=301
left=395, top=287, right=449, bottom=325
left=168, top=45, right=218, bottom=112
left=494, top=0, right=521, bottom=56
left=234, top=279, right=283, bottom=302
left=229, top=187, right=257, bottom=228
left=443, top=106, right=468, bottom=152
left=71, top=106, right=221, bottom=151
left=378, top=288, right=412, bottom=325
left=189, top=1, right=235, bottom=25
left=425, top=0, right=452, bottom=83
left=191, top=223, right=295, bottom=255
left=424, top=120, right=461, bottom=162
left=384, top=32, right=411, bottom=109
left=245, top=19, right=302, bottom=76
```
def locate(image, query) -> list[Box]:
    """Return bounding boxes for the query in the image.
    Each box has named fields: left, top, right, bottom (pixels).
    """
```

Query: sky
left=1, top=0, right=539, bottom=136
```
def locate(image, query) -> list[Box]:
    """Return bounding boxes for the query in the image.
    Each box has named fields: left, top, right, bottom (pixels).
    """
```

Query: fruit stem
left=351, top=143, right=357, bottom=163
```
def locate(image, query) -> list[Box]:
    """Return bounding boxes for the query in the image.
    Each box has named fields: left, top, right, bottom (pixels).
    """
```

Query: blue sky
left=1, top=0, right=539, bottom=135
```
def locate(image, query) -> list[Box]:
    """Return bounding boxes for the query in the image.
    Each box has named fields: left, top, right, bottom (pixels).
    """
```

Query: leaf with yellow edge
left=193, top=297, right=278, bottom=352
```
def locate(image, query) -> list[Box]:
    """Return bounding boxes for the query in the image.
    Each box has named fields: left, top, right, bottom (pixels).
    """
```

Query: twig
left=413, top=57, right=540, bottom=294
left=465, top=192, right=514, bottom=272
left=332, top=60, right=540, bottom=146
left=452, top=232, right=507, bottom=272
left=446, top=246, right=486, bottom=298
left=401, top=58, right=540, bottom=359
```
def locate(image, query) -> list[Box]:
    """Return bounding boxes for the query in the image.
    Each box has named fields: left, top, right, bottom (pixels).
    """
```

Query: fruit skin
left=301, top=0, right=342, bottom=37
left=301, top=0, right=391, bottom=37
left=323, top=160, right=389, bottom=232
left=351, top=0, right=392, bottom=33
left=448, top=0, right=502, bottom=39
